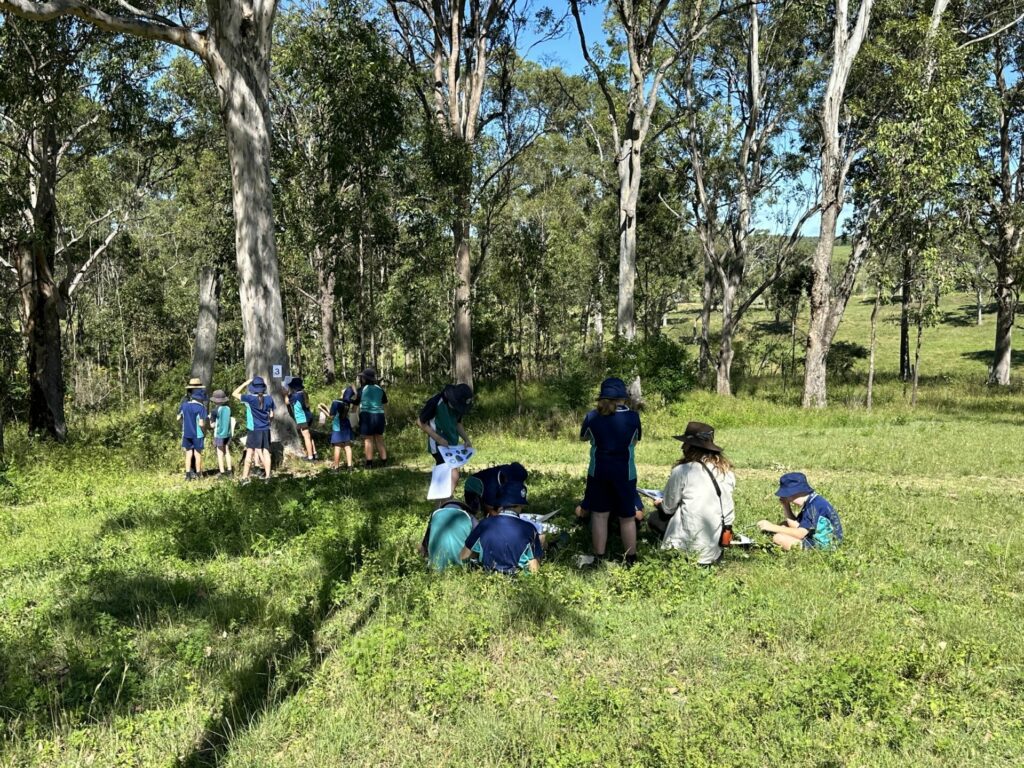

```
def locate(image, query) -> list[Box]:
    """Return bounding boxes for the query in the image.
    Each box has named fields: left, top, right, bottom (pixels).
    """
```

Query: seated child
left=757, top=472, right=843, bottom=551
left=466, top=463, right=528, bottom=515
left=420, top=495, right=478, bottom=572
left=460, top=480, right=543, bottom=574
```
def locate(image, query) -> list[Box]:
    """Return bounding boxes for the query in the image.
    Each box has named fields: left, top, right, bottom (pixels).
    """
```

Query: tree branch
left=0, top=0, right=206, bottom=56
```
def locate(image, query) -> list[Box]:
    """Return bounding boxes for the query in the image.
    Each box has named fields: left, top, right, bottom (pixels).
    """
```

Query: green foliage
left=606, top=335, right=697, bottom=401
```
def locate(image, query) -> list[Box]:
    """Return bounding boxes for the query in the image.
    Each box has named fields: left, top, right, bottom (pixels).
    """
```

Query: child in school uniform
left=758, top=473, right=843, bottom=551
left=354, top=368, right=388, bottom=468
left=460, top=480, right=543, bottom=575
left=318, top=389, right=355, bottom=470
left=417, top=383, right=474, bottom=485
left=178, top=386, right=209, bottom=481
left=233, top=376, right=274, bottom=481
left=209, top=389, right=234, bottom=477
left=578, top=377, right=642, bottom=567
left=285, top=376, right=316, bottom=462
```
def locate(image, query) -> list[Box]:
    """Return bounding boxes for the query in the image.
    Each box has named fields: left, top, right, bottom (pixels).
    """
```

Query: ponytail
left=258, top=393, right=265, bottom=410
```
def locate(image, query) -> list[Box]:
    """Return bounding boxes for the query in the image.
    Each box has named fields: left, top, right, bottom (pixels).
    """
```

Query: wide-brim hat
left=673, top=421, right=722, bottom=453
left=286, top=376, right=304, bottom=392
left=776, top=472, right=814, bottom=498
left=190, top=388, right=207, bottom=401
left=248, top=376, right=267, bottom=394
left=361, top=368, right=378, bottom=385
left=597, top=377, right=628, bottom=400
left=443, top=383, right=474, bottom=416
left=495, top=480, right=529, bottom=508
left=210, top=389, right=229, bottom=404
left=186, top=377, right=203, bottom=390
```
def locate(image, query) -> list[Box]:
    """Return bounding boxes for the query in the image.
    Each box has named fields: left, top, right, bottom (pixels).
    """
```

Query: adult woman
left=657, top=421, right=735, bottom=565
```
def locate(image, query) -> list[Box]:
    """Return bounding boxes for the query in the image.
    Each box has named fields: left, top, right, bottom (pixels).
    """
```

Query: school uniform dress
left=179, top=400, right=207, bottom=451
left=328, top=399, right=353, bottom=445
left=423, top=503, right=475, bottom=571
left=795, top=494, right=843, bottom=549
left=213, top=404, right=233, bottom=447
left=420, top=392, right=462, bottom=462
left=580, top=405, right=642, bottom=518
left=357, top=384, right=387, bottom=436
left=463, top=512, right=544, bottom=574
left=241, top=394, right=274, bottom=450
left=661, top=461, right=736, bottom=565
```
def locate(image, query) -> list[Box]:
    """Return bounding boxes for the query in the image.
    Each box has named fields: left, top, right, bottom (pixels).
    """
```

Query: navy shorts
left=214, top=437, right=230, bottom=448
left=182, top=437, right=204, bottom=452
left=359, top=412, right=386, bottom=436
left=246, top=430, right=271, bottom=450
left=331, top=423, right=353, bottom=445
left=582, top=474, right=637, bottom=519
left=296, top=421, right=311, bottom=433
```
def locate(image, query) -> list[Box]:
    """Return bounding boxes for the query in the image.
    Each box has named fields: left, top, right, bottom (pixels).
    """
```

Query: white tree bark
left=802, top=0, right=874, bottom=408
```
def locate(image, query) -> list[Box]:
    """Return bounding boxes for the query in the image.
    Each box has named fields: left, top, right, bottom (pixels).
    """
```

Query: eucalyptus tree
left=386, top=0, right=529, bottom=387
left=570, top=0, right=728, bottom=341
left=964, top=2, right=1024, bottom=385
left=801, top=0, right=875, bottom=408
left=0, top=18, right=164, bottom=439
left=274, top=1, right=403, bottom=384
left=674, top=0, right=819, bottom=395
left=0, top=0, right=300, bottom=442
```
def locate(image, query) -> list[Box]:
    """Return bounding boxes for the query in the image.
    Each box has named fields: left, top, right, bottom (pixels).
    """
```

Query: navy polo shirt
left=464, top=513, right=543, bottom=574
left=580, top=406, right=642, bottom=480
left=241, top=393, right=274, bottom=431
left=179, top=400, right=207, bottom=439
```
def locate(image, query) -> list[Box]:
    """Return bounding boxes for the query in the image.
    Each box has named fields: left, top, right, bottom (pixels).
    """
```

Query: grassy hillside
left=1, top=292, right=1022, bottom=767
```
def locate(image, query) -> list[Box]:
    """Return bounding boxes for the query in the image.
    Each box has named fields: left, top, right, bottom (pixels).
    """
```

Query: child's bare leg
left=363, top=438, right=374, bottom=463
left=332, top=446, right=341, bottom=469
left=303, top=430, right=314, bottom=458
left=344, top=444, right=353, bottom=467
left=773, top=532, right=803, bottom=551
left=375, top=435, right=387, bottom=461
left=184, top=450, right=192, bottom=475
left=225, top=447, right=232, bottom=472
left=260, top=448, right=272, bottom=478
left=217, top=447, right=226, bottom=473
left=242, top=450, right=252, bottom=479
left=195, top=452, right=203, bottom=476
left=591, top=511, right=610, bottom=556
left=619, top=516, right=637, bottom=556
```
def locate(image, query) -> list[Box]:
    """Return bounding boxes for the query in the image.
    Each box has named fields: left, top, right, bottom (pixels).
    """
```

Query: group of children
left=178, top=370, right=843, bottom=573
left=176, top=368, right=390, bottom=482
left=421, top=377, right=844, bottom=575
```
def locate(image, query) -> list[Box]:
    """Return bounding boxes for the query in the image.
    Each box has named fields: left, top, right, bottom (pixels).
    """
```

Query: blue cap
left=495, top=480, right=529, bottom=508
left=776, top=472, right=814, bottom=498
left=598, top=377, right=628, bottom=400
left=248, top=376, right=267, bottom=394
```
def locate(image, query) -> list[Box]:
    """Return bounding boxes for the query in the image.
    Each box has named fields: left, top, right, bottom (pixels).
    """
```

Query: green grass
left=2, top=292, right=1023, bottom=767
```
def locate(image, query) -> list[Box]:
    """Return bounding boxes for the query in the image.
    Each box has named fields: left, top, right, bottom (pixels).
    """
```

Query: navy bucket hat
left=248, top=376, right=267, bottom=395
left=443, top=383, right=475, bottom=416
left=776, top=472, right=814, bottom=498
left=495, top=480, right=529, bottom=508
left=287, top=376, right=304, bottom=392
left=597, top=377, right=628, bottom=400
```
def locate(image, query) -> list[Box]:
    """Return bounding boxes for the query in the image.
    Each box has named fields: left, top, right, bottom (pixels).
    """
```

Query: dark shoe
left=623, top=553, right=638, bottom=568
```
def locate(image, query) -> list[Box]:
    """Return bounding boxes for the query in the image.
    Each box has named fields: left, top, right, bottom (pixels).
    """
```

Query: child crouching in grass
left=758, top=472, right=843, bottom=550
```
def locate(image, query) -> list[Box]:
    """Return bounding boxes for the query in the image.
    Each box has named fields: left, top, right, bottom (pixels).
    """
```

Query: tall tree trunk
left=802, top=0, right=873, bottom=408
left=17, top=126, right=66, bottom=441
left=316, top=247, right=336, bottom=385
left=453, top=206, right=474, bottom=386
left=988, top=251, right=1016, bottom=385
left=616, top=139, right=640, bottom=341
left=976, top=282, right=984, bottom=326
left=592, top=263, right=605, bottom=352
left=716, top=273, right=739, bottom=396
left=899, top=253, right=912, bottom=380
left=190, top=266, right=221, bottom=387
left=866, top=279, right=881, bottom=409
left=911, top=292, right=924, bottom=406
left=204, top=19, right=296, bottom=446
left=699, top=260, right=714, bottom=377
left=357, top=230, right=366, bottom=370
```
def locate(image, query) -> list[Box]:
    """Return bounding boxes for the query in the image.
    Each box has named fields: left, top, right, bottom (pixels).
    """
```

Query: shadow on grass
left=2, top=467, right=426, bottom=765
left=961, top=348, right=1024, bottom=369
